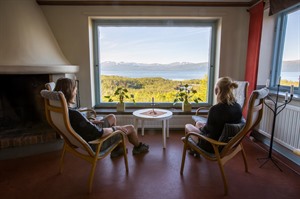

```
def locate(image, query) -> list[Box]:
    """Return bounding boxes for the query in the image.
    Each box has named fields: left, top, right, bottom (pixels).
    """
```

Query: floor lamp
left=257, top=81, right=294, bottom=171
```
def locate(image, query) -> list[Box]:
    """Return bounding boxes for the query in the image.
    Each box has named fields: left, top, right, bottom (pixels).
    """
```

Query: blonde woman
left=54, top=78, right=149, bottom=158
left=185, top=77, right=243, bottom=153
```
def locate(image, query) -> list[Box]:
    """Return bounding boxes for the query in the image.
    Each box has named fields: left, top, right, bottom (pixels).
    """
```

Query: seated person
left=185, top=77, right=243, bottom=154
left=54, top=77, right=149, bottom=158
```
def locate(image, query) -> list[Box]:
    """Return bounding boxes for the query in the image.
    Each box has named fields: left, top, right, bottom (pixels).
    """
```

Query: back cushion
left=233, top=81, right=247, bottom=109
left=218, top=123, right=245, bottom=143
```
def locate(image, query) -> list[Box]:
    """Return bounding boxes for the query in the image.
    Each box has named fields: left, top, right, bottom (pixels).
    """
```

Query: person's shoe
left=132, top=142, right=149, bottom=155
left=110, top=147, right=127, bottom=158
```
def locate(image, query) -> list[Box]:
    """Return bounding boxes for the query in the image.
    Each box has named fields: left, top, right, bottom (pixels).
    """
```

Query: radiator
left=114, top=115, right=194, bottom=130
left=257, top=101, right=300, bottom=150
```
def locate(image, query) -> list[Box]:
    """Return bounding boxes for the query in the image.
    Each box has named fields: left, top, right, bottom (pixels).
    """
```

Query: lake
left=102, top=70, right=207, bottom=81
left=281, top=72, right=300, bottom=82
left=101, top=71, right=299, bottom=82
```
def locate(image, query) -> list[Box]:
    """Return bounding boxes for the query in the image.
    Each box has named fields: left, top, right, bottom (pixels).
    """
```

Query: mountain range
left=101, top=61, right=209, bottom=71
left=282, top=60, right=300, bottom=72
left=101, top=59, right=299, bottom=73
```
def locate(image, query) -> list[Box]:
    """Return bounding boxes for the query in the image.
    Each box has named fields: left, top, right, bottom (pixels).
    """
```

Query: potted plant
left=104, top=87, right=135, bottom=112
left=173, top=84, right=201, bottom=112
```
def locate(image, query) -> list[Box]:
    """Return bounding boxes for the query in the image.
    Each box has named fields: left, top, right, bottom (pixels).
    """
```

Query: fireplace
left=0, top=74, right=57, bottom=149
left=0, top=0, right=79, bottom=148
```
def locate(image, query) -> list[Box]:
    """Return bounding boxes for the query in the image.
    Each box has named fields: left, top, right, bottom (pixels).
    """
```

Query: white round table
left=132, top=108, right=173, bottom=149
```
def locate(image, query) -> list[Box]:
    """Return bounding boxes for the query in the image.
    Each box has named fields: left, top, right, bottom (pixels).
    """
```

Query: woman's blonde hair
left=54, top=77, right=77, bottom=104
left=215, top=77, right=238, bottom=105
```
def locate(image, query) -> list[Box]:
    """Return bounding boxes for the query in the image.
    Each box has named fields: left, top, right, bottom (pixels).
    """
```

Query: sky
left=99, top=26, right=211, bottom=64
left=98, top=10, right=299, bottom=64
left=283, top=9, right=300, bottom=61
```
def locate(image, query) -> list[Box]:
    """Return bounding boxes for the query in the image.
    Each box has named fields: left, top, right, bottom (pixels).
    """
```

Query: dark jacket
left=68, top=108, right=103, bottom=142
left=199, top=102, right=242, bottom=152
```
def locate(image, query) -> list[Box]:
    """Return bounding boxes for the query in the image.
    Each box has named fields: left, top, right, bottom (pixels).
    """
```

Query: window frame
left=92, top=17, right=217, bottom=108
left=270, top=4, right=300, bottom=95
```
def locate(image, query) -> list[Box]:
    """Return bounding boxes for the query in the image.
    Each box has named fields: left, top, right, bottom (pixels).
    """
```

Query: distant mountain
left=100, top=61, right=209, bottom=72
left=101, top=60, right=299, bottom=73
left=282, top=60, right=300, bottom=72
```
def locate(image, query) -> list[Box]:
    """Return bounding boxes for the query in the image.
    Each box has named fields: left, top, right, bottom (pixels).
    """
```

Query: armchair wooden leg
left=122, top=142, right=129, bottom=173
left=59, top=145, right=66, bottom=174
left=180, top=143, right=188, bottom=175
left=217, top=160, right=228, bottom=196
left=88, top=160, right=98, bottom=193
left=241, top=145, right=248, bottom=172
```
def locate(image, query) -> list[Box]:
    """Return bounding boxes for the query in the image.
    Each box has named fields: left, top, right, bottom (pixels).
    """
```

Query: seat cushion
left=192, top=115, right=208, bottom=123
left=218, top=122, right=245, bottom=143
left=184, top=136, right=215, bottom=158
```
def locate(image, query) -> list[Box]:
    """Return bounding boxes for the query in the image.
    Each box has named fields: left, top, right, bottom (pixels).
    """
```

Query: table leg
left=134, top=118, right=138, bottom=131
left=166, top=119, right=170, bottom=138
left=141, top=120, right=145, bottom=136
left=162, top=120, right=166, bottom=149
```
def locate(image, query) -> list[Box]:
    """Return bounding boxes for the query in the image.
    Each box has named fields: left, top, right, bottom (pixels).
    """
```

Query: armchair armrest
left=184, top=132, right=227, bottom=159
left=195, top=107, right=209, bottom=116
left=88, top=130, right=126, bottom=145
left=185, top=132, right=227, bottom=147
left=89, top=130, right=127, bottom=158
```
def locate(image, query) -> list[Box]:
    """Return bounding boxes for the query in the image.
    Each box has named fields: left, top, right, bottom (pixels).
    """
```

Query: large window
left=271, top=5, right=300, bottom=94
left=93, top=19, right=216, bottom=107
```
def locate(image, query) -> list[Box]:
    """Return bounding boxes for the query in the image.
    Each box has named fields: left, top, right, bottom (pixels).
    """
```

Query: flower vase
left=182, top=102, right=192, bottom=112
left=116, top=103, right=125, bottom=112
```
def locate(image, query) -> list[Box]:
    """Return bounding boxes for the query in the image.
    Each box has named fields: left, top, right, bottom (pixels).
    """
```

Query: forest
left=101, top=75, right=208, bottom=103
left=280, top=79, right=299, bottom=87
left=100, top=75, right=298, bottom=103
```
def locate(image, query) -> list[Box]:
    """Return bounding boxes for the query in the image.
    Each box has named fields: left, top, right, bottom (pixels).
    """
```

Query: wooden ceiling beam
left=36, top=1, right=259, bottom=7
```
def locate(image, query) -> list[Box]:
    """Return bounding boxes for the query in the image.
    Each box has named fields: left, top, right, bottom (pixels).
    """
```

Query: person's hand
left=185, top=123, right=201, bottom=134
left=91, top=120, right=104, bottom=125
left=115, top=126, right=128, bottom=133
left=195, top=122, right=205, bottom=129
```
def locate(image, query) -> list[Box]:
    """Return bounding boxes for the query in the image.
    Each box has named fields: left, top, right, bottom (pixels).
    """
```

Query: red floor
left=0, top=130, right=299, bottom=199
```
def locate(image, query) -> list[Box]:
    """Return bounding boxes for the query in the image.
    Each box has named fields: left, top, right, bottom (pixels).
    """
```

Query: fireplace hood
left=0, top=0, right=79, bottom=74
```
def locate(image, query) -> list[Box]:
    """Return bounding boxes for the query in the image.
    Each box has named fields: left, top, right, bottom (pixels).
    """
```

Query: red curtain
left=244, top=1, right=264, bottom=116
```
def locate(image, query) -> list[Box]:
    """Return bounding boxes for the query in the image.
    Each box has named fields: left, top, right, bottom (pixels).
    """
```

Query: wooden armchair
left=40, top=89, right=128, bottom=193
left=181, top=87, right=268, bottom=195
left=192, top=80, right=249, bottom=123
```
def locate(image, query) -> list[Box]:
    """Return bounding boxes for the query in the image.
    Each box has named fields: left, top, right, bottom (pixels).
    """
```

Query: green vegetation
left=280, top=79, right=299, bottom=87
left=101, top=75, right=208, bottom=103
left=173, top=84, right=202, bottom=104
left=104, top=87, right=135, bottom=103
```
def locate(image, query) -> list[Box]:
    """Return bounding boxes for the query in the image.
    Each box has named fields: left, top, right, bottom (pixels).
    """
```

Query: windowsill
left=94, top=107, right=209, bottom=115
left=268, top=90, right=300, bottom=101
left=256, top=85, right=300, bottom=102
left=93, top=88, right=300, bottom=116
